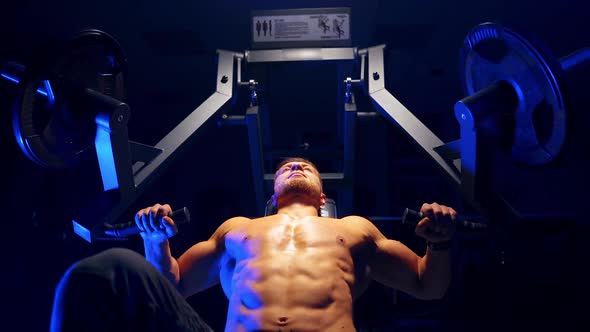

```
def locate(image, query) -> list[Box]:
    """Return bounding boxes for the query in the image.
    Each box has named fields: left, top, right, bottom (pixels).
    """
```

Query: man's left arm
left=360, top=202, right=456, bottom=300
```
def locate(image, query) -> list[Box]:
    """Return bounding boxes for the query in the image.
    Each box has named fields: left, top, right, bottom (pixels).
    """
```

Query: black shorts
left=50, top=247, right=214, bottom=332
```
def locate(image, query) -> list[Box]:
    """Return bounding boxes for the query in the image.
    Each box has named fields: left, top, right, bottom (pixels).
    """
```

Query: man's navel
left=277, top=316, right=289, bottom=326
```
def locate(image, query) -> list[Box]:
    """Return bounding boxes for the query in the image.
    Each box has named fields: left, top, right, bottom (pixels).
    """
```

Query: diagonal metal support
left=364, top=45, right=461, bottom=187
left=73, top=50, right=240, bottom=242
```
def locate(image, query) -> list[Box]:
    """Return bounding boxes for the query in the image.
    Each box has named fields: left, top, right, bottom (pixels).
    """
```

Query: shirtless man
left=51, top=157, right=456, bottom=332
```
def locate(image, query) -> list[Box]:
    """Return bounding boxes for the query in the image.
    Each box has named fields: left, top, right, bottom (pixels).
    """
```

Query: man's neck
left=276, top=201, right=319, bottom=219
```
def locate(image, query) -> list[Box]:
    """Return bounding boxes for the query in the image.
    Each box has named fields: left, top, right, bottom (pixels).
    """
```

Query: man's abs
left=223, top=254, right=356, bottom=331
left=219, top=215, right=369, bottom=331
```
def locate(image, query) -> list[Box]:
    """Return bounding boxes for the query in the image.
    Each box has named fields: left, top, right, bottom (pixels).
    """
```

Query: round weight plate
left=459, top=22, right=566, bottom=166
left=13, top=29, right=127, bottom=169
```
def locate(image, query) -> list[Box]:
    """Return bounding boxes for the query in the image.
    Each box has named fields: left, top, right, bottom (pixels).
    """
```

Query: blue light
left=95, top=113, right=120, bottom=191
left=50, top=262, right=76, bottom=332
left=107, top=55, right=115, bottom=68
left=43, top=80, right=55, bottom=106
left=1, top=72, right=49, bottom=96
left=1, top=72, right=19, bottom=83
left=72, top=220, right=92, bottom=243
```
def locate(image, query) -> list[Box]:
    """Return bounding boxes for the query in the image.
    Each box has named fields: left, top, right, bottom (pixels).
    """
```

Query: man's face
left=273, top=161, right=324, bottom=206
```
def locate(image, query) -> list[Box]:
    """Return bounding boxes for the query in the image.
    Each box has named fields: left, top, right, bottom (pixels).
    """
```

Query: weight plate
left=459, top=22, right=566, bottom=165
left=12, top=29, right=127, bottom=169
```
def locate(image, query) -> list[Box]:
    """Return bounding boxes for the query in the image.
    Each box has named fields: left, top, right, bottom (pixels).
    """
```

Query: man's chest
left=224, top=218, right=370, bottom=259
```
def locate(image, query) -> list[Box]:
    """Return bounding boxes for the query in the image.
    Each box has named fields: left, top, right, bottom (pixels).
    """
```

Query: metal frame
left=4, top=29, right=584, bottom=242
left=359, top=44, right=527, bottom=218
left=72, top=42, right=510, bottom=242
left=245, top=105, right=266, bottom=216
left=363, top=45, right=463, bottom=186
left=241, top=47, right=359, bottom=218
left=73, top=50, right=240, bottom=242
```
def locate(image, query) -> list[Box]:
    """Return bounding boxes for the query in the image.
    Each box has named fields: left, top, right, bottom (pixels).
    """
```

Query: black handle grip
left=103, top=207, right=191, bottom=238
left=402, top=208, right=488, bottom=230
left=402, top=208, right=424, bottom=225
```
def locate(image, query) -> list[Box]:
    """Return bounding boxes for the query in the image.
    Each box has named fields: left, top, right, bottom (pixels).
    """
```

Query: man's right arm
left=137, top=204, right=245, bottom=297
left=144, top=238, right=180, bottom=286
left=137, top=204, right=182, bottom=286
left=176, top=216, right=246, bottom=297
left=144, top=236, right=222, bottom=297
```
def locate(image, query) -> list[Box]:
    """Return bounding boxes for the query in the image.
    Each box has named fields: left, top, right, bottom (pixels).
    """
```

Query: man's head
left=272, top=157, right=326, bottom=210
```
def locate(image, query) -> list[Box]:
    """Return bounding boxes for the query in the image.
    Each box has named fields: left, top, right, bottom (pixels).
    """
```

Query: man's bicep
left=176, top=216, right=246, bottom=297
left=177, top=239, right=223, bottom=297
left=346, top=216, right=421, bottom=294
left=369, top=237, right=423, bottom=297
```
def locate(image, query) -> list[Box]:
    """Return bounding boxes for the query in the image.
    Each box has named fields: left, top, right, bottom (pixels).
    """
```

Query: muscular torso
left=219, top=214, right=374, bottom=332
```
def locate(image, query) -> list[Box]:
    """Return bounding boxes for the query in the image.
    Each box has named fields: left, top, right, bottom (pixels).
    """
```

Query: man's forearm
left=144, top=239, right=180, bottom=286
left=418, top=248, right=452, bottom=299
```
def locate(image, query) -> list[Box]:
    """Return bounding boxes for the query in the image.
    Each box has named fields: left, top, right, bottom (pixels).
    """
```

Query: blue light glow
left=1, top=73, right=19, bottom=83
left=0, top=72, right=49, bottom=96
left=107, top=55, right=115, bottom=68
left=43, top=80, right=55, bottom=105
left=49, top=262, right=76, bottom=332
left=95, top=113, right=119, bottom=191
left=72, top=220, right=92, bottom=243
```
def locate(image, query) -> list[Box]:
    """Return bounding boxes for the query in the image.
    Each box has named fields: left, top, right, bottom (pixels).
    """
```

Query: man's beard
left=277, top=177, right=320, bottom=200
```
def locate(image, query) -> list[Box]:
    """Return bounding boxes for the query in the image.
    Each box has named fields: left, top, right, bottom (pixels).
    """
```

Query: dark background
left=1, top=1, right=589, bottom=331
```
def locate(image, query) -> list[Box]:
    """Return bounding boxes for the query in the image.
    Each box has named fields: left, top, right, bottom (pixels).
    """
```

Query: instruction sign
left=251, top=8, right=351, bottom=49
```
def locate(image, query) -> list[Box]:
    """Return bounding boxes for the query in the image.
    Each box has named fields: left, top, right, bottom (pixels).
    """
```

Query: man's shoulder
left=222, top=216, right=252, bottom=226
left=338, top=215, right=382, bottom=238
left=219, top=215, right=282, bottom=234
left=211, top=216, right=251, bottom=239
left=339, top=215, right=372, bottom=224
